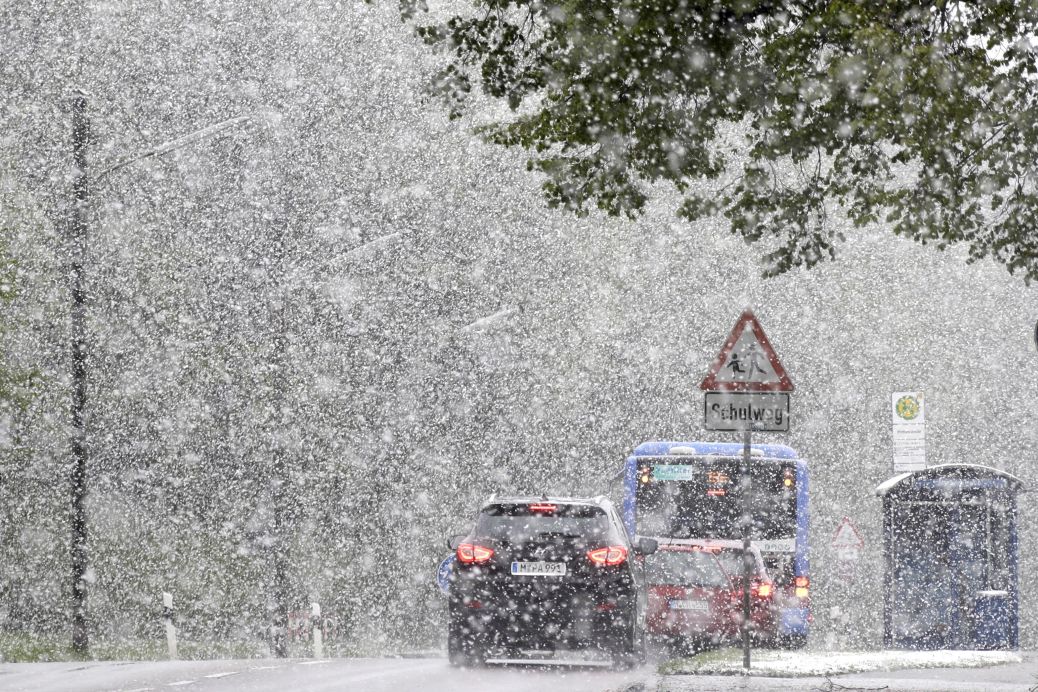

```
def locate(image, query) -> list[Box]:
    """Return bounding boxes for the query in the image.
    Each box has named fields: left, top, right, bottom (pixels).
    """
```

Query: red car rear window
left=646, top=549, right=729, bottom=588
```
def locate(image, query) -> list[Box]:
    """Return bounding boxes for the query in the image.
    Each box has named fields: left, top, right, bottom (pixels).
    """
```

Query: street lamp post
left=68, top=91, right=90, bottom=655
left=64, top=93, right=250, bottom=654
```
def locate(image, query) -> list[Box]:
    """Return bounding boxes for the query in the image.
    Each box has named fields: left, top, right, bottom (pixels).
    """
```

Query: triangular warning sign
left=699, top=309, right=794, bottom=392
left=831, top=517, right=864, bottom=550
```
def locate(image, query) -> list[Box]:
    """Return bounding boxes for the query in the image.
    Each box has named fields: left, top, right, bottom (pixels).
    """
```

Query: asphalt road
left=3, top=654, right=1037, bottom=692
left=0, top=657, right=654, bottom=692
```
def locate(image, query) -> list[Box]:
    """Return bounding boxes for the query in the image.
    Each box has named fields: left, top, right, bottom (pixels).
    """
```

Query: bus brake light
left=528, top=503, right=557, bottom=513
left=783, top=468, right=795, bottom=488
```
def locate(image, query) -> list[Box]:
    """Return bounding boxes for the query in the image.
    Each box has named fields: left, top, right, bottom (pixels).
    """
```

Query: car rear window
left=646, top=549, right=730, bottom=588
left=475, top=503, right=611, bottom=541
left=713, top=549, right=762, bottom=579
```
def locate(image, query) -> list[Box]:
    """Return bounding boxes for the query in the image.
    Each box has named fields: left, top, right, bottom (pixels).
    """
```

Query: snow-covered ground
left=663, top=647, right=1023, bottom=677
left=661, top=649, right=1038, bottom=692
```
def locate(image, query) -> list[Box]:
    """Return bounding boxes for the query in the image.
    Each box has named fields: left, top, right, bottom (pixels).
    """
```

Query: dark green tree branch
left=406, top=0, right=1038, bottom=283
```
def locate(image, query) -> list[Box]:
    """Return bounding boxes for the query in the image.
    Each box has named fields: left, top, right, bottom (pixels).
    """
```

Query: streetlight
left=66, top=92, right=250, bottom=654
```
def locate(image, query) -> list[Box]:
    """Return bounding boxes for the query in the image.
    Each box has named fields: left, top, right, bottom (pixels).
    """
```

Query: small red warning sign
left=832, top=517, right=864, bottom=551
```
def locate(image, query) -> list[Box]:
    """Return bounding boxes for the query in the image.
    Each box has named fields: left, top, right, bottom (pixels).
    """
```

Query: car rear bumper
left=647, top=611, right=733, bottom=638
left=451, top=590, right=636, bottom=650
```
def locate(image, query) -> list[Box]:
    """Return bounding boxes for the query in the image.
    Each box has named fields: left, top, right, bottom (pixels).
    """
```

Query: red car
left=663, top=539, right=780, bottom=646
left=644, top=544, right=739, bottom=652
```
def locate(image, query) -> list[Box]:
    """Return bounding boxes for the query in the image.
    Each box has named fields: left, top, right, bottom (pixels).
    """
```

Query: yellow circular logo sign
left=896, top=395, right=921, bottom=421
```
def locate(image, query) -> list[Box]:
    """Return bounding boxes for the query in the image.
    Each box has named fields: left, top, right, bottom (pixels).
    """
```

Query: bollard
left=163, top=592, right=178, bottom=660
left=311, top=603, right=323, bottom=659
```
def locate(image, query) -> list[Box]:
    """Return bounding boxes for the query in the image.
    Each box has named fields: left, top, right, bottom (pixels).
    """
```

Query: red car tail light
left=587, top=545, right=628, bottom=566
left=795, top=576, right=810, bottom=599
left=528, top=503, right=557, bottom=513
left=734, top=579, right=774, bottom=600
left=457, top=543, right=494, bottom=565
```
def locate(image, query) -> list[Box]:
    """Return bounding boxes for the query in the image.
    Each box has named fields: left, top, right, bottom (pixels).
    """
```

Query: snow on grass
left=659, top=647, right=1023, bottom=678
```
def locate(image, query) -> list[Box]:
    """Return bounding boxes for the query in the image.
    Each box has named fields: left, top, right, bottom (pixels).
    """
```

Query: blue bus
left=621, top=440, right=811, bottom=646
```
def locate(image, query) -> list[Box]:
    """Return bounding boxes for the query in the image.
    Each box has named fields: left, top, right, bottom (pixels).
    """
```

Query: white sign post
left=891, top=391, right=925, bottom=472
left=311, top=603, right=323, bottom=659
left=162, top=591, right=178, bottom=660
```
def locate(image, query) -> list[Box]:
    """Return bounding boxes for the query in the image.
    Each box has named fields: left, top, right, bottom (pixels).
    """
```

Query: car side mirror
left=636, top=537, right=658, bottom=556
left=447, top=534, right=466, bottom=551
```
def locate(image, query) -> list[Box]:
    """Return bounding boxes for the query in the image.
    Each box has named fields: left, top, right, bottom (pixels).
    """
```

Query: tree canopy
left=409, top=0, right=1038, bottom=282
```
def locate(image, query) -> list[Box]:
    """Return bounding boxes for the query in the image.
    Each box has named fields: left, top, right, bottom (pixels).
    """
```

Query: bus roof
left=630, top=440, right=800, bottom=459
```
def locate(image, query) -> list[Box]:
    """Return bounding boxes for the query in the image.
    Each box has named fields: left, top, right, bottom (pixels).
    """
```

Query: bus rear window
left=636, top=459, right=797, bottom=540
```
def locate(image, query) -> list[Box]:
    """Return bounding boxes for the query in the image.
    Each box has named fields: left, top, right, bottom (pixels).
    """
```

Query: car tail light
left=795, top=576, right=810, bottom=599
left=587, top=545, right=628, bottom=566
left=528, top=503, right=557, bottom=513
left=457, top=543, right=494, bottom=565
left=734, top=579, right=774, bottom=600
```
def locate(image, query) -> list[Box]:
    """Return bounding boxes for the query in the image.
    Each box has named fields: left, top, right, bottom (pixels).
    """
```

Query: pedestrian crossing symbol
left=699, top=309, right=794, bottom=392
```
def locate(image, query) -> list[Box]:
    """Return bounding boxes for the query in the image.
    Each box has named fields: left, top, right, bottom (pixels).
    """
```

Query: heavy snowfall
left=1, top=1, right=1037, bottom=688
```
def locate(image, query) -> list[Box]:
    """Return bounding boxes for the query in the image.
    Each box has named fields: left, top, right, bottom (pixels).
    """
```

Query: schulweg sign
left=704, top=391, right=790, bottom=431
left=700, top=309, right=794, bottom=432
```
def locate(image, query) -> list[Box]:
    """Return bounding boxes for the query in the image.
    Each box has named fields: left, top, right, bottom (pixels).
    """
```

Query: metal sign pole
left=741, top=426, right=752, bottom=671
left=699, top=308, right=795, bottom=670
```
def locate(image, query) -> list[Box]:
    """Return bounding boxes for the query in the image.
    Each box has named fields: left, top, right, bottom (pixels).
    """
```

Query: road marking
left=204, top=672, right=239, bottom=678
left=167, top=682, right=195, bottom=687
left=331, top=659, right=444, bottom=686
left=298, top=660, right=329, bottom=666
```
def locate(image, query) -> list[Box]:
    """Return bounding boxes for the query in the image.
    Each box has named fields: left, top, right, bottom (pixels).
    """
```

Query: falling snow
left=0, top=0, right=1037, bottom=678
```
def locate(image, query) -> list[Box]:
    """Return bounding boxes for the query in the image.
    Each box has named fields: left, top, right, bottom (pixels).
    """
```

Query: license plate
left=511, top=561, right=566, bottom=576
left=669, top=599, right=708, bottom=612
